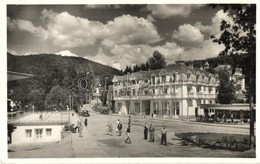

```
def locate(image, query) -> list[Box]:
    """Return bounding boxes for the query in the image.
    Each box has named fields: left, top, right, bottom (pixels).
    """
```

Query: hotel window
left=209, top=88, right=212, bottom=93
left=46, top=128, right=52, bottom=136
left=187, top=74, right=191, bottom=80
left=162, top=76, right=166, bottom=83
left=35, top=129, right=43, bottom=138
left=162, top=101, right=168, bottom=115
left=25, top=129, right=32, bottom=138
left=196, top=87, right=201, bottom=93
left=127, top=90, right=131, bottom=96
left=132, top=89, right=136, bottom=96
left=153, top=102, right=159, bottom=114
left=196, top=75, right=200, bottom=82
left=188, top=87, right=192, bottom=93
left=135, top=103, right=140, bottom=113
left=173, top=102, right=180, bottom=115
left=163, top=87, right=167, bottom=94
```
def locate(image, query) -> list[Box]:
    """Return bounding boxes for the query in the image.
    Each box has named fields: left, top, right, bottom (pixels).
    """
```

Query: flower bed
left=175, top=132, right=251, bottom=151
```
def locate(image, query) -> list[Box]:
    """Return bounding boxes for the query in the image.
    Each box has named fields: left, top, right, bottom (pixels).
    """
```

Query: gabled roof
left=113, top=63, right=216, bottom=81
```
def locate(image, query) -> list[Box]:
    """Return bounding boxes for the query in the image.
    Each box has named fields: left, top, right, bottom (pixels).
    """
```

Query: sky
left=7, top=4, right=232, bottom=70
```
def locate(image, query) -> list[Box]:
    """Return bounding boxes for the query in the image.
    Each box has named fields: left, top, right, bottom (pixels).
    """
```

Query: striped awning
left=200, top=103, right=255, bottom=111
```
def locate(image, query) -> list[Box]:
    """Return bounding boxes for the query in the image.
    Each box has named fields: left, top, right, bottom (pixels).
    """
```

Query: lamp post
left=103, top=77, right=109, bottom=106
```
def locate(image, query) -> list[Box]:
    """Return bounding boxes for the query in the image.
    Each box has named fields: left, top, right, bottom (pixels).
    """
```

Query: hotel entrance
left=125, top=101, right=131, bottom=115
left=142, top=100, right=150, bottom=115
left=172, top=101, right=180, bottom=118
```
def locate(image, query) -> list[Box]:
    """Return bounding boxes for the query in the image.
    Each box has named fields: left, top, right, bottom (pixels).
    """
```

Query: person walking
left=85, top=118, right=88, bottom=127
left=161, top=125, right=167, bottom=145
left=78, top=122, right=83, bottom=137
left=144, top=122, right=148, bottom=140
left=75, top=121, right=80, bottom=133
left=118, top=121, right=123, bottom=136
left=125, top=126, right=131, bottom=144
left=149, top=124, right=155, bottom=142
left=116, top=119, right=120, bottom=133
left=106, top=122, right=110, bottom=135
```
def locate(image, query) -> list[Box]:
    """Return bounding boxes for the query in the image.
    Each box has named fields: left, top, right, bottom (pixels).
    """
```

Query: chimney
left=200, top=66, right=203, bottom=70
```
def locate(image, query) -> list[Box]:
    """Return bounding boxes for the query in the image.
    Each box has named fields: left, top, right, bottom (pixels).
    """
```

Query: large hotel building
left=112, top=63, right=220, bottom=120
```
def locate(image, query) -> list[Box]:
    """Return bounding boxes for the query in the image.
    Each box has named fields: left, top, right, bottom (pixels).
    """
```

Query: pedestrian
left=109, top=122, right=114, bottom=134
left=118, top=121, right=123, bottom=136
left=75, top=121, right=80, bottom=133
left=116, top=119, right=120, bottom=133
left=149, top=124, right=155, bottom=142
left=106, top=122, right=110, bottom=135
left=85, top=118, right=88, bottom=127
left=125, top=126, right=131, bottom=144
left=161, top=125, right=167, bottom=145
left=231, top=113, right=234, bottom=123
left=128, top=115, right=131, bottom=127
left=79, top=122, right=83, bottom=137
left=144, top=122, right=148, bottom=140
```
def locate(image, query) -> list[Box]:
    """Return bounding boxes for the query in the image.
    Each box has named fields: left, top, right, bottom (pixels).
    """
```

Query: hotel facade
left=112, top=63, right=220, bottom=120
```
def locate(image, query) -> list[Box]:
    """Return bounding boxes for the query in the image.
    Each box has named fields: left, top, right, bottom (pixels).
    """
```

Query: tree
left=148, top=51, right=166, bottom=70
left=216, top=69, right=236, bottom=104
left=211, top=4, right=256, bottom=147
left=45, top=85, right=69, bottom=111
left=123, top=65, right=133, bottom=74
left=28, top=89, right=46, bottom=111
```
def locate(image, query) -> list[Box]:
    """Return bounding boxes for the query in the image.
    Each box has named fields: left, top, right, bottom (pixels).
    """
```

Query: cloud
left=105, top=14, right=161, bottom=45
left=85, top=48, right=122, bottom=70
left=7, top=48, right=18, bottom=55
left=194, top=9, right=234, bottom=37
left=87, top=38, right=224, bottom=70
left=181, top=39, right=225, bottom=61
left=41, top=9, right=106, bottom=48
left=55, top=50, right=78, bottom=57
left=7, top=17, right=48, bottom=39
left=146, top=4, right=204, bottom=19
left=172, top=24, right=204, bottom=47
left=87, top=42, right=185, bottom=70
left=8, top=9, right=161, bottom=49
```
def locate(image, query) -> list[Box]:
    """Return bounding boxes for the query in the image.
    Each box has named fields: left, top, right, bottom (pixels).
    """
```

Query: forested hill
left=7, top=52, right=122, bottom=111
left=7, top=52, right=122, bottom=78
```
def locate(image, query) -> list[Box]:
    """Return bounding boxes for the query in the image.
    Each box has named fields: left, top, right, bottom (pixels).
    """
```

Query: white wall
left=12, top=124, right=63, bottom=145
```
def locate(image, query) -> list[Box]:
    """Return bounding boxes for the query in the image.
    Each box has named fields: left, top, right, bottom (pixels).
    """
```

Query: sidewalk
left=111, top=113, right=250, bottom=129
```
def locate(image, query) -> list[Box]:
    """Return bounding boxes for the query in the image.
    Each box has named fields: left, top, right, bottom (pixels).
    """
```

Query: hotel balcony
left=188, top=92, right=195, bottom=98
left=197, top=92, right=204, bottom=98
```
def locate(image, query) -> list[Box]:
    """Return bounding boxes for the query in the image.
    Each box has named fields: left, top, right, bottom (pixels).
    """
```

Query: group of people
left=65, top=118, right=88, bottom=138
left=106, top=115, right=167, bottom=145
left=106, top=119, right=123, bottom=136
left=144, top=122, right=167, bottom=145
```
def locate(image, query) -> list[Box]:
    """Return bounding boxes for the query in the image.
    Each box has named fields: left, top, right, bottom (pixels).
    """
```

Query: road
left=8, top=111, right=255, bottom=158
left=70, top=112, right=254, bottom=158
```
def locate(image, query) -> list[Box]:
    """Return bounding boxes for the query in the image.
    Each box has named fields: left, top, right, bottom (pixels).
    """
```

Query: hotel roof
left=113, top=63, right=217, bottom=81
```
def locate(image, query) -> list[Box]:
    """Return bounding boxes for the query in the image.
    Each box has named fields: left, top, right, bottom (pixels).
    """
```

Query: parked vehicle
left=101, top=109, right=109, bottom=115
left=81, top=110, right=90, bottom=117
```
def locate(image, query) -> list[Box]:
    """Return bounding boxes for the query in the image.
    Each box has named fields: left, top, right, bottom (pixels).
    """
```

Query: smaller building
left=9, top=113, right=68, bottom=145
left=214, top=65, right=246, bottom=102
